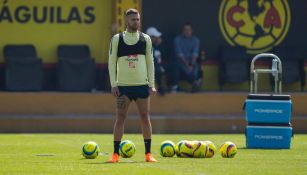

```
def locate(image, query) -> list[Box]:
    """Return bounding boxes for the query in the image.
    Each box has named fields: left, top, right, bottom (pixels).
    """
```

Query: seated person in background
left=171, top=22, right=202, bottom=93
left=146, top=27, right=165, bottom=95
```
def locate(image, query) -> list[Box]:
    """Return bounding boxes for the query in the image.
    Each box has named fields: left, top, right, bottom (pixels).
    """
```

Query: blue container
left=246, top=125, right=292, bottom=149
left=245, top=94, right=292, bottom=124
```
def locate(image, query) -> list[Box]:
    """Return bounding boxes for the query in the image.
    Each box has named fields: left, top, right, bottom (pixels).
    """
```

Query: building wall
left=142, top=0, right=307, bottom=60
left=142, top=0, right=307, bottom=91
left=0, top=0, right=306, bottom=91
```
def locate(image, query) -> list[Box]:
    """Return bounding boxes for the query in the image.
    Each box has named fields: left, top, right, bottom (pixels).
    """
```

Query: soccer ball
left=192, top=141, right=208, bottom=158
left=82, top=141, right=100, bottom=159
left=119, top=140, right=136, bottom=158
left=203, top=141, right=216, bottom=158
left=219, top=141, right=237, bottom=158
left=175, top=140, right=186, bottom=157
left=160, top=140, right=176, bottom=157
left=179, top=140, right=194, bottom=158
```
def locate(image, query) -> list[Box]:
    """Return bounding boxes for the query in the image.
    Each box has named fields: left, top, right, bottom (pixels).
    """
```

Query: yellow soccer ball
left=175, top=140, right=186, bottom=157
left=119, top=140, right=136, bottom=158
left=192, top=141, right=208, bottom=158
left=219, top=141, right=237, bottom=158
left=82, top=141, right=100, bottom=159
left=203, top=141, right=216, bottom=158
left=160, top=140, right=176, bottom=157
left=179, top=140, right=194, bottom=158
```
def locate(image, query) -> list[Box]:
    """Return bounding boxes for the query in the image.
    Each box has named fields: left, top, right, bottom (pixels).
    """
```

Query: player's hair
left=125, top=8, right=139, bottom=16
left=183, top=22, right=193, bottom=28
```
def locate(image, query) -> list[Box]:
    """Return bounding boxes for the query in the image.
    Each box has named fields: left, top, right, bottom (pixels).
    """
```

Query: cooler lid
left=247, top=122, right=292, bottom=127
left=247, top=94, right=291, bottom=100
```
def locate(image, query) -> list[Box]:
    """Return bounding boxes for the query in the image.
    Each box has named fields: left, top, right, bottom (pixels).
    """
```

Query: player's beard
left=127, top=23, right=139, bottom=32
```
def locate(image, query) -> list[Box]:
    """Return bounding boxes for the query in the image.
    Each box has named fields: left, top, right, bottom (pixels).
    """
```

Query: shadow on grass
left=237, top=147, right=248, bottom=149
left=238, top=146, right=290, bottom=150
left=84, top=161, right=146, bottom=164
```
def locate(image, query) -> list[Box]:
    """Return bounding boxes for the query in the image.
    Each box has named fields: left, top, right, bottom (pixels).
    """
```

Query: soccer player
left=107, top=8, right=157, bottom=163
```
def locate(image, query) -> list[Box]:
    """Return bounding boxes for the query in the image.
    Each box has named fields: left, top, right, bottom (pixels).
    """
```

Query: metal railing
left=250, top=53, right=282, bottom=94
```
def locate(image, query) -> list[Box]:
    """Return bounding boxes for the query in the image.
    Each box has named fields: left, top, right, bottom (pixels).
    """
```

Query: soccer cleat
left=145, top=153, right=157, bottom=162
left=106, top=153, right=119, bottom=163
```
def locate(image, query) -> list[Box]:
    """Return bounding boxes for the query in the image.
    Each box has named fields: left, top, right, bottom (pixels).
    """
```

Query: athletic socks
left=115, top=139, right=151, bottom=154
left=114, top=141, right=121, bottom=154
left=144, top=139, right=152, bottom=154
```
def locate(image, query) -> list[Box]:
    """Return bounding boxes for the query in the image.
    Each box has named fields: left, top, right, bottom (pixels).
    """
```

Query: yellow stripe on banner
left=0, top=0, right=113, bottom=63
left=113, top=0, right=142, bottom=33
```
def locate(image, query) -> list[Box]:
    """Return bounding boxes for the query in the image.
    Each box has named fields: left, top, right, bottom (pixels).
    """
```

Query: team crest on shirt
left=127, top=54, right=138, bottom=68
left=128, top=61, right=136, bottom=68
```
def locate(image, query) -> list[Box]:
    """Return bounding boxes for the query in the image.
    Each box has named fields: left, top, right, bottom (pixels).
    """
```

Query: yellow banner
left=0, top=0, right=112, bottom=63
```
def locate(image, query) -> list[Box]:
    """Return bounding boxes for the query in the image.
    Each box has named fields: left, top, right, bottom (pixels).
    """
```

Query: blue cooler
left=245, top=94, right=292, bottom=124
left=245, top=94, right=293, bottom=149
left=246, top=125, right=293, bottom=149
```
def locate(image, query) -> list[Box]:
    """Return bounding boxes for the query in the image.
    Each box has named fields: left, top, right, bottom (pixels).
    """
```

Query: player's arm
left=191, top=37, right=200, bottom=65
left=145, top=35, right=156, bottom=90
left=108, top=35, right=120, bottom=96
left=174, top=37, right=189, bottom=66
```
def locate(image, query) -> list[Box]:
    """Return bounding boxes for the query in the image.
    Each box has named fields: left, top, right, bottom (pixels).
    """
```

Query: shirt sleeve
left=145, top=36, right=155, bottom=88
left=174, top=36, right=184, bottom=58
left=108, top=34, right=119, bottom=88
left=192, top=37, right=200, bottom=58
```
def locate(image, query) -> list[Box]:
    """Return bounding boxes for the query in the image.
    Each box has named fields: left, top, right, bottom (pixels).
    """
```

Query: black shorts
left=118, top=85, right=150, bottom=101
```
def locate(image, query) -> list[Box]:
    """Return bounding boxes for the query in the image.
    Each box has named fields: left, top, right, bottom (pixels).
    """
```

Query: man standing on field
left=107, top=8, right=157, bottom=163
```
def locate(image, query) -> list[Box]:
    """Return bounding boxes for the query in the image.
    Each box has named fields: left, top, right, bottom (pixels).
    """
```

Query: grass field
left=0, top=134, right=306, bottom=175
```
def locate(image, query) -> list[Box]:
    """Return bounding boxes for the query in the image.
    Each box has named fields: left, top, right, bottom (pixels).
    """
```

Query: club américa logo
left=219, top=0, right=291, bottom=54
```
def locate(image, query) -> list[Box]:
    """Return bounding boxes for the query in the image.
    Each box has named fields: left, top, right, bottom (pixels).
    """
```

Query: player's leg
left=135, top=97, right=151, bottom=139
left=155, top=65, right=165, bottom=95
left=107, top=95, right=131, bottom=163
left=114, top=95, right=131, bottom=141
left=190, top=64, right=201, bottom=92
left=135, top=98, right=157, bottom=162
left=169, top=61, right=180, bottom=93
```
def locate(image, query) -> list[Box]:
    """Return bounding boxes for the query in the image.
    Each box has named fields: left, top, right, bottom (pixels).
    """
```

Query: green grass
left=0, top=134, right=306, bottom=175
